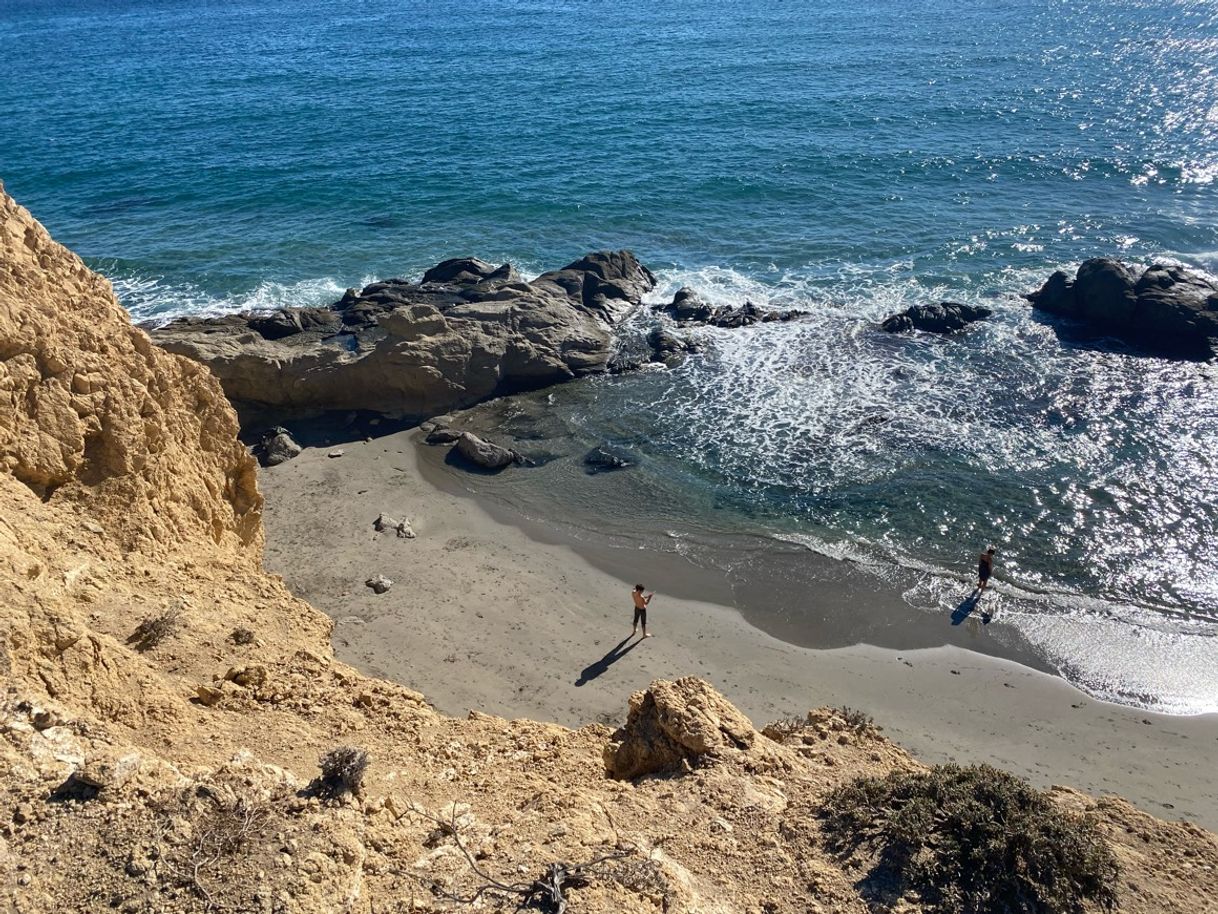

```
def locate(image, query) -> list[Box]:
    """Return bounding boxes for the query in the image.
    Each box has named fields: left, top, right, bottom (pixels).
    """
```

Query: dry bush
left=822, top=764, right=1118, bottom=914
left=835, top=706, right=876, bottom=734
left=128, top=605, right=183, bottom=652
left=317, top=746, right=369, bottom=797
left=152, top=785, right=276, bottom=911
left=761, top=717, right=807, bottom=744
left=229, top=626, right=255, bottom=645
left=764, top=707, right=877, bottom=745
left=416, top=804, right=668, bottom=911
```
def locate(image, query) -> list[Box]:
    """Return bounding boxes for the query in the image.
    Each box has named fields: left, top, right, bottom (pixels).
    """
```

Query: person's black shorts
left=979, top=565, right=991, bottom=582
left=633, top=606, right=647, bottom=627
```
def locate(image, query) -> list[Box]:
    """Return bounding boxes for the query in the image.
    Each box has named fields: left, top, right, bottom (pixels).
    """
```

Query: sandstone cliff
left=2, top=186, right=1215, bottom=914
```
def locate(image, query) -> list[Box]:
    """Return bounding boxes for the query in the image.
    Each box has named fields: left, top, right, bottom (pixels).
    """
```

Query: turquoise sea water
left=3, top=0, right=1217, bottom=711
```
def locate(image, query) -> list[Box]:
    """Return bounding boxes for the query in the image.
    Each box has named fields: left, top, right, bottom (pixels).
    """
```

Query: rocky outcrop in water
left=151, top=251, right=657, bottom=421
left=880, top=302, right=992, bottom=334
left=658, top=287, right=807, bottom=328
left=1024, top=259, right=1218, bottom=359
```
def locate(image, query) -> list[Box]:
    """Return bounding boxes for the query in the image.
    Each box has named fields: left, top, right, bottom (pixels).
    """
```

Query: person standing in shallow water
left=977, top=547, right=996, bottom=592
left=631, top=584, right=653, bottom=638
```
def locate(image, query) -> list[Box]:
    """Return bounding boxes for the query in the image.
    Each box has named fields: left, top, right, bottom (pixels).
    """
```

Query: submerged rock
left=1024, top=258, right=1218, bottom=359
left=584, top=445, right=634, bottom=474
left=151, top=251, right=657, bottom=419
left=658, top=288, right=807, bottom=328
left=880, top=302, right=992, bottom=334
left=646, top=327, right=700, bottom=364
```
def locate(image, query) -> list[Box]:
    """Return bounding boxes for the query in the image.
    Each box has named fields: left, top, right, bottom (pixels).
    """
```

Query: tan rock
left=195, top=684, right=224, bottom=707
left=604, top=677, right=771, bottom=779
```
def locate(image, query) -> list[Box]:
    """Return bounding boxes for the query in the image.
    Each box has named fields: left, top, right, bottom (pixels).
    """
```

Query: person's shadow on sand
left=951, top=590, right=992, bottom=626
left=575, top=636, right=641, bottom=686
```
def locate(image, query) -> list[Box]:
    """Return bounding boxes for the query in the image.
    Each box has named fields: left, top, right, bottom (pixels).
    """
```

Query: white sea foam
left=111, top=274, right=376, bottom=325
left=780, top=531, right=1218, bottom=715
left=623, top=261, right=1218, bottom=714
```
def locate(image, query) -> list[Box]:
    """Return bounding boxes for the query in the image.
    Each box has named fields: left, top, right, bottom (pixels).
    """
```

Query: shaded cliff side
left=1, top=186, right=1215, bottom=914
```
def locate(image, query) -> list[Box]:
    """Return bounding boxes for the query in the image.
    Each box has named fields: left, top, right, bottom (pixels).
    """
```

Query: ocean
left=2, top=0, right=1216, bottom=712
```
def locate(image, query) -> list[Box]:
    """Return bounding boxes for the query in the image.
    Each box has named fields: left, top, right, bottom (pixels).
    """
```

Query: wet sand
left=259, top=427, right=1218, bottom=830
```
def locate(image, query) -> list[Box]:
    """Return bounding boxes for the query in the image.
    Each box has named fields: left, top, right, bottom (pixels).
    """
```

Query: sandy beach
left=260, top=427, right=1218, bottom=830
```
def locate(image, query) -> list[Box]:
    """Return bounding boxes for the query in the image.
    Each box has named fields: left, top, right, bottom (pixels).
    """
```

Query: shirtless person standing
left=631, top=584, right=653, bottom=638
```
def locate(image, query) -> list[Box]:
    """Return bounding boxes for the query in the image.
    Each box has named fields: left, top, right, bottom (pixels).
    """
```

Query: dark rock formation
left=658, top=288, right=806, bottom=328
left=663, top=287, right=715, bottom=323
left=1024, top=258, right=1218, bottom=359
left=880, top=302, right=992, bottom=334
left=151, top=251, right=657, bottom=420
left=584, top=446, right=634, bottom=474
left=646, top=328, right=700, bottom=365
left=253, top=427, right=302, bottom=467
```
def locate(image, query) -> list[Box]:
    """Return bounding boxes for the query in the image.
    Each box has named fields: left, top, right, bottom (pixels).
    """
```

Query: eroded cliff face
left=0, top=188, right=261, bottom=554
left=1, top=186, right=1215, bottom=914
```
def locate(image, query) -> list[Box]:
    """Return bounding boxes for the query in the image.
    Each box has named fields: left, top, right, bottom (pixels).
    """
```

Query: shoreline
left=412, top=434, right=1059, bottom=676
left=259, top=427, right=1218, bottom=830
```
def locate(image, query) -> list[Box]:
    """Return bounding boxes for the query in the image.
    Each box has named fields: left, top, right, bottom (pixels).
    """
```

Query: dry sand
left=260, top=428, right=1218, bottom=830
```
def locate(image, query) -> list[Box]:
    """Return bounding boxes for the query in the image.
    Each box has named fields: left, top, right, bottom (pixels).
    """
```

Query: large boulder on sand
left=1024, top=258, right=1218, bottom=359
left=254, top=426, right=302, bottom=466
left=880, top=301, right=992, bottom=334
left=151, top=251, right=657, bottom=420
left=454, top=432, right=520, bottom=470
left=604, top=677, right=778, bottom=779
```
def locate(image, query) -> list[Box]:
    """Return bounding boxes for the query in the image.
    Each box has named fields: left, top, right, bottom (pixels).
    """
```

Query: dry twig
left=415, top=806, right=643, bottom=913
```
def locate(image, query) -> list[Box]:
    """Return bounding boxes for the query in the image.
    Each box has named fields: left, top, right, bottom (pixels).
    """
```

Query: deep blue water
left=3, top=0, right=1216, bottom=312
left=3, top=0, right=1217, bottom=711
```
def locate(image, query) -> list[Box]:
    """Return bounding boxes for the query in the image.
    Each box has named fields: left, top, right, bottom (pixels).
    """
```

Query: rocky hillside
left=2, top=185, right=1216, bottom=914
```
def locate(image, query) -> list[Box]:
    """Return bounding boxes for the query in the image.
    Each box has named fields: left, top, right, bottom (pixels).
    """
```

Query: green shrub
left=821, top=764, right=1118, bottom=914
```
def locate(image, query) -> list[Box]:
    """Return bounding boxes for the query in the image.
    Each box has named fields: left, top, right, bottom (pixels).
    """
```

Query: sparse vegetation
left=763, top=707, right=877, bottom=744
left=127, top=605, right=183, bottom=652
left=835, top=706, right=876, bottom=734
left=229, top=626, right=255, bottom=645
left=149, top=781, right=279, bottom=912
left=316, top=746, right=370, bottom=797
left=821, top=764, right=1119, bottom=914
left=761, top=716, right=808, bottom=743
left=416, top=805, right=669, bottom=912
